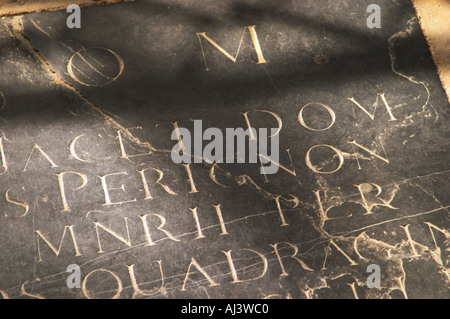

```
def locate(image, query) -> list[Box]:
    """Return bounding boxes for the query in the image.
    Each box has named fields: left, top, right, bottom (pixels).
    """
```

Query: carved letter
left=139, top=168, right=177, bottom=199
left=95, top=218, right=131, bottom=253
left=56, top=171, right=88, bottom=212
left=0, top=136, right=7, bottom=175
left=298, top=102, right=336, bottom=131
left=5, top=188, right=29, bottom=218
left=223, top=249, right=268, bottom=283
left=322, top=240, right=358, bottom=269
left=140, top=214, right=180, bottom=246
left=355, top=183, right=398, bottom=214
left=348, top=93, right=396, bottom=121
left=305, top=145, right=344, bottom=174
left=400, top=224, right=420, bottom=257
left=274, top=196, right=288, bottom=226
left=314, top=190, right=332, bottom=221
left=241, top=110, right=282, bottom=140
left=197, top=25, right=268, bottom=70
left=127, top=262, right=164, bottom=297
left=82, top=269, right=122, bottom=299
left=23, top=144, right=58, bottom=171
left=348, top=282, right=359, bottom=299
left=213, top=204, right=229, bottom=235
left=21, top=280, right=44, bottom=299
left=189, top=207, right=206, bottom=239
left=183, top=163, right=199, bottom=193
left=181, top=258, right=219, bottom=291
left=98, top=172, right=137, bottom=206
left=117, top=130, right=152, bottom=160
left=0, top=290, right=9, bottom=299
left=70, top=134, right=92, bottom=163
left=270, top=242, right=313, bottom=276
left=424, top=222, right=450, bottom=250
left=349, top=140, right=389, bottom=165
left=35, top=225, right=82, bottom=261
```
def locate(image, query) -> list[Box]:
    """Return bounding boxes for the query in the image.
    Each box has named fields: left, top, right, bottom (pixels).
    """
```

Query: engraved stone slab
left=0, top=0, right=448, bottom=299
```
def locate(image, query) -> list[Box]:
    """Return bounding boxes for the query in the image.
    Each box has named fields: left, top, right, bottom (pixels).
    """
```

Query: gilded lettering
left=189, top=207, right=206, bottom=239
left=139, top=167, right=178, bottom=200
left=139, top=213, right=180, bottom=246
left=35, top=225, right=81, bottom=262
left=270, top=242, right=313, bottom=276
left=197, top=25, right=268, bottom=71
left=23, top=144, right=59, bottom=171
left=298, top=102, right=336, bottom=131
left=127, top=262, right=164, bottom=297
left=20, top=280, right=44, bottom=299
left=183, top=163, right=199, bottom=193
left=95, top=218, right=131, bottom=253
left=348, top=93, right=397, bottom=121
left=306, top=144, right=344, bottom=174
left=5, top=187, right=29, bottom=218
left=98, top=172, right=137, bottom=206
left=81, top=269, right=122, bottom=299
left=223, top=249, right=268, bottom=283
left=56, top=171, right=88, bottom=212
left=0, top=136, right=7, bottom=175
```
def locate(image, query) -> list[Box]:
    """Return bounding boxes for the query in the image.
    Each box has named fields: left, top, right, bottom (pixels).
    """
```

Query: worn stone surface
left=0, top=0, right=133, bottom=17
left=0, top=0, right=448, bottom=299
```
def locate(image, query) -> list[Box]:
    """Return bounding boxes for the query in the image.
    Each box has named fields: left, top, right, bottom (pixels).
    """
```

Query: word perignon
left=171, top=120, right=279, bottom=174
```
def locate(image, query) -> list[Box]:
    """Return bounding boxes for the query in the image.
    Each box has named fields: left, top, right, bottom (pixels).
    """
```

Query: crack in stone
left=7, top=16, right=157, bottom=154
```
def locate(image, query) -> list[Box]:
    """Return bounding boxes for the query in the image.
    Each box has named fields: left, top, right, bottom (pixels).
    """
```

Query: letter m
left=35, top=225, right=82, bottom=261
left=196, top=26, right=268, bottom=70
left=348, top=93, right=397, bottom=121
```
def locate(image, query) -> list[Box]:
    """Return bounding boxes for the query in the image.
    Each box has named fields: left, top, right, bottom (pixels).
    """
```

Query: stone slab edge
left=0, top=0, right=134, bottom=17
left=411, top=0, right=450, bottom=102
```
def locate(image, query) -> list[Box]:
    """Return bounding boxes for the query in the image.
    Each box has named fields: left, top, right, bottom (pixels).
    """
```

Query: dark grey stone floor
left=0, top=0, right=448, bottom=299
